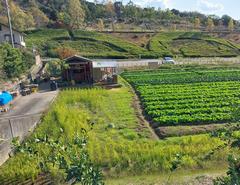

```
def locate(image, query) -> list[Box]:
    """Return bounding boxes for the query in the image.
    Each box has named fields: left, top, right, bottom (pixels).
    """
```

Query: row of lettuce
left=122, top=69, right=240, bottom=126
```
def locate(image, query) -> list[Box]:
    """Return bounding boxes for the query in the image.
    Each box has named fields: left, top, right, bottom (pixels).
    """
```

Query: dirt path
left=132, top=91, right=159, bottom=140
left=120, top=78, right=159, bottom=140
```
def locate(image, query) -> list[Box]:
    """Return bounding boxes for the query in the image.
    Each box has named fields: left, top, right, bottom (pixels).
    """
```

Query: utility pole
left=5, top=0, right=15, bottom=48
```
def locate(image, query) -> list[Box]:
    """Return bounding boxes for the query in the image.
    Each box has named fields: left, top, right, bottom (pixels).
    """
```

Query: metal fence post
left=8, top=119, right=14, bottom=139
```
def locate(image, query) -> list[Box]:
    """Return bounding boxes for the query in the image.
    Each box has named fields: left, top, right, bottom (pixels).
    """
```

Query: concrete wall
left=0, top=114, right=41, bottom=165
left=0, top=24, right=25, bottom=47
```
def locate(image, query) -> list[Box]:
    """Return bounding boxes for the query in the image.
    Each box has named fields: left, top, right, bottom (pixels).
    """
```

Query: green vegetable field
left=122, top=68, right=240, bottom=127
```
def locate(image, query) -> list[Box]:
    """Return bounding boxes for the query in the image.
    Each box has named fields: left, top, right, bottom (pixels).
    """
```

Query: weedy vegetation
left=0, top=82, right=233, bottom=184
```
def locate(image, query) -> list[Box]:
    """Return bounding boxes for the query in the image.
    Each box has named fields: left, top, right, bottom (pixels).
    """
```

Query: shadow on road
left=38, top=82, right=51, bottom=93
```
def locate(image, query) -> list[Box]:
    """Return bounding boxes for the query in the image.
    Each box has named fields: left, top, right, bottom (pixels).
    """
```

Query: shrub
left=0, top=43, right=25, bottom=78
left=55, top=47, right=77, bottom=59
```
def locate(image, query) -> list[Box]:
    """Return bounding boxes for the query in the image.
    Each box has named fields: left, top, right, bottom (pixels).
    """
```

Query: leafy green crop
left=122, top=69, right=240, bottom=126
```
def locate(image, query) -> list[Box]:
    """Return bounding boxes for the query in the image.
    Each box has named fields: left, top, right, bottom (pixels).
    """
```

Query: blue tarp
left=0, top=91, right=13, bottom=106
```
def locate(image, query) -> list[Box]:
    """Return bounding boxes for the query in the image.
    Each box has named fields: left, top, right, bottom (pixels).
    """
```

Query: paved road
left=0, top=90, right=58, bottom=119
left=0, top=86, right=58, bottom=165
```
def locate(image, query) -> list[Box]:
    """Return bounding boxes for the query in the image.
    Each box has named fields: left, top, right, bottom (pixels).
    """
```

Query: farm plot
left=122, top=69, right=240, bottom=127
left=0, top=83, right=230, bottom=183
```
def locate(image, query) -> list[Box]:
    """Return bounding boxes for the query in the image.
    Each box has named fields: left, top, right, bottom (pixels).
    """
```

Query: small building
left=63, top=55, right=118, bottom=84
left=0, top=22, right=26, bottom=47
left=92, top=61, right=117, bottom=83
left=63, top=55, right=93, bottom=84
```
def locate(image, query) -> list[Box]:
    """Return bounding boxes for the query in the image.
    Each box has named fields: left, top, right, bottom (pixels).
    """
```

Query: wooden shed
left=63, top=55, right=93, bottom=83
left=63, top=55, right=118, bottom=84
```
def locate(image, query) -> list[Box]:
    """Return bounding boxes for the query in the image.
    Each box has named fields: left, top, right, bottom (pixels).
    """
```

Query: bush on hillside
left=0, top=43, right=35, bottom=79
left=0, top=43, right=25, bottom=78
left=55, top=47, right=77, bottom=59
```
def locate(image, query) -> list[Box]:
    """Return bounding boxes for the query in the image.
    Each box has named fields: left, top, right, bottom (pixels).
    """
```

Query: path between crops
left=122, top=79, right=159, bottom=140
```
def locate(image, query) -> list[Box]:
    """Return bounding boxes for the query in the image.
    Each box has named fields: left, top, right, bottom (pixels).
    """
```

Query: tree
left=207, top=18, right=214, bottom=31
left=0, top=47, right=5, bottom=78
left=57, top=0, right=85, bottom=30
left=45, top=60, right=69, bottom=77
left=106, top=0, right=115, bottom=18
left=97, top=19, right=104, bottom=31
left=0, top=43, right=25, bottom=78
left=105, top=0, right=115, bottom=31
left=123, top=0, right=138, bottom=21
left=10, top=1, right=35, bottom=30
left=228, top=18, right=234, bottom=32
left=30, top=5, right=49, bottom=28
left=194, top=17, right=201, bottom=30
left=211, top=128, right=240, bottom=184
left=214, top=155, right=240, bottom=185
left=221, top=15, right=232, bottom=26
left=55, top=47, right=77, bottom=60
left=68, top=0, right=85, bottom=29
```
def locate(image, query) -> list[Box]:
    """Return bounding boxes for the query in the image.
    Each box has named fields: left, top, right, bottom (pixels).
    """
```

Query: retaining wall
left=0, top=114, right=41, bottom=165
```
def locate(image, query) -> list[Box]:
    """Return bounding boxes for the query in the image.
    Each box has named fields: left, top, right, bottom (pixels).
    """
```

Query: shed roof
left=92, top=61, right=117, bottom=68
left=64, top=55, right=93, bottom=63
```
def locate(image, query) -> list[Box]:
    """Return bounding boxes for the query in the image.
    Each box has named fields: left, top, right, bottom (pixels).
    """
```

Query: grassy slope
left=149, top=32, right=240, bottom=57
left=25, top=29, right=240, bottom=59
left=0, top=80, right=233, bottom=184
left=25, top=29, right=157, bottom=59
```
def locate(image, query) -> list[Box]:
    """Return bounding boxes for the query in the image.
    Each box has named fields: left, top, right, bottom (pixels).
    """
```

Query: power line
left=5, top=0, right=15, bottom=48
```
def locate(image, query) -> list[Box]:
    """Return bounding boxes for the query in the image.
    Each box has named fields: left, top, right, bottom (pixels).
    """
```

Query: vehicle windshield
left=164, top=57, right=173, bottom=60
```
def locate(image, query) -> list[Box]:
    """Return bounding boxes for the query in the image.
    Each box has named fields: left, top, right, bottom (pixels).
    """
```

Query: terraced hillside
left=149, top=32, right=240, bottom=57
left=25, top=29, right=158, bottom=59
left=25, top=29, right=240, bottom=59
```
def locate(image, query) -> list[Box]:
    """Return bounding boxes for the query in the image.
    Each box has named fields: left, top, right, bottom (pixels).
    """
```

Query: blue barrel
left=0, top=91, right=13, bottom=106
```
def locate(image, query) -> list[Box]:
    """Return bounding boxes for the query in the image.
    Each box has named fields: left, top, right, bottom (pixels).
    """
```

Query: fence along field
left=122, top=68, right=240, bottom=129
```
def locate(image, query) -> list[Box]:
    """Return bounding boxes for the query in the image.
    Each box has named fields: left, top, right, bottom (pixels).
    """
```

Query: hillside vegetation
left=149, top=32, right=240, bottom=57
left=26, top=29, right=158, bottom=59
left=26, top=29, right=240, bottom=59
left=1, top=0, right=239, bottom=33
